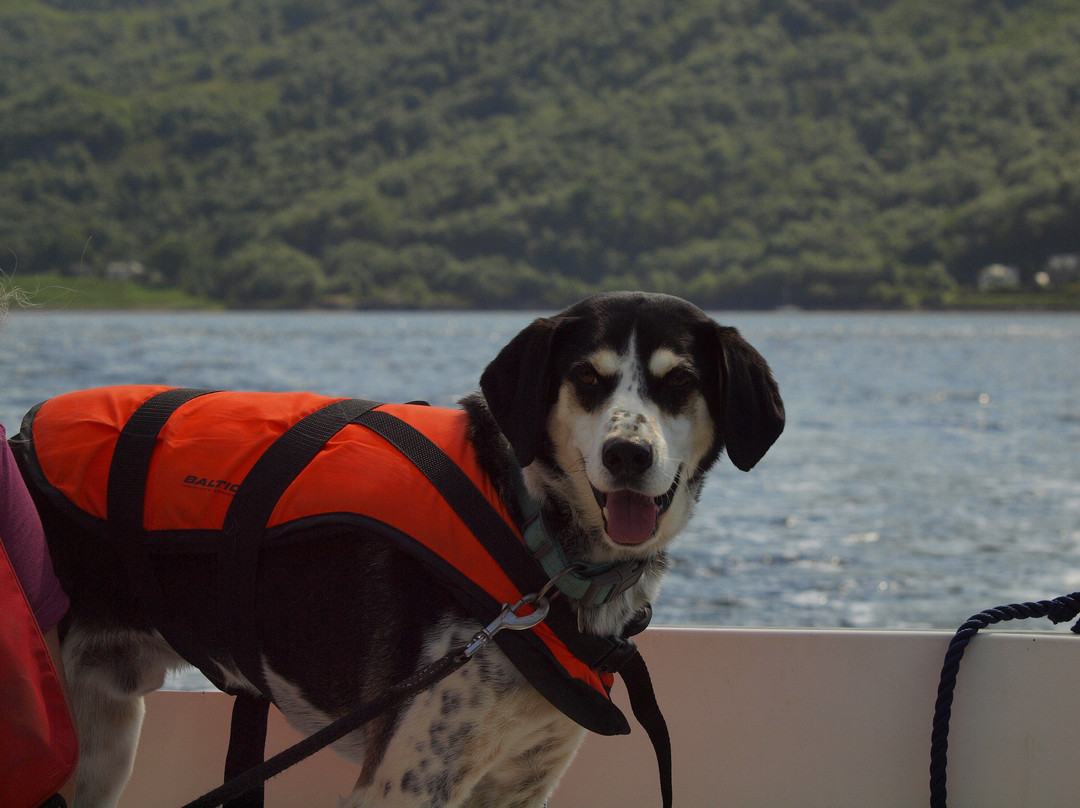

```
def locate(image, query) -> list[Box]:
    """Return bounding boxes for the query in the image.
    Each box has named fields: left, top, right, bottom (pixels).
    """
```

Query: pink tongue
left=605, top=491, right=658, bottom=545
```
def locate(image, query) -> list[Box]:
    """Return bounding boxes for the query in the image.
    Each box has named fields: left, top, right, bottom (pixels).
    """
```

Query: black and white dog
left=29, top=292, right=784, bottom=808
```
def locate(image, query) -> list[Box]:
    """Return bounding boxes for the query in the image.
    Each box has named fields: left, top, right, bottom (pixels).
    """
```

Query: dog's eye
left=662, top=368, right=694, bottom=389
left=573, top=368, right=600, bottom=386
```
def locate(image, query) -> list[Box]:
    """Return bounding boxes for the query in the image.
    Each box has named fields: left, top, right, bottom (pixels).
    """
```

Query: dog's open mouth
left=592, top=471, right=681, bottom=545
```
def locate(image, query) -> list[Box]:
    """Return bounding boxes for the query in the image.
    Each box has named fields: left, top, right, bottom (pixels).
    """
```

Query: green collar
left=510, top=460, right=648, bottom=608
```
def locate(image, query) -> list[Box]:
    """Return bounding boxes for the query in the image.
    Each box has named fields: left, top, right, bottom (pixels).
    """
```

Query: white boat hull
left=116, top=626, right=1080, bottom=807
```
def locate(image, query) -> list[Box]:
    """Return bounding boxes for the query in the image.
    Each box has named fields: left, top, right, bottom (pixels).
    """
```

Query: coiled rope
left=929, top=591, right=1080, bottom=808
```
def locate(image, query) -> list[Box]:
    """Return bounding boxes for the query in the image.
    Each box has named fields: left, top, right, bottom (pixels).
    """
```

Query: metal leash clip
left=463, top=593, right=550, bottom=658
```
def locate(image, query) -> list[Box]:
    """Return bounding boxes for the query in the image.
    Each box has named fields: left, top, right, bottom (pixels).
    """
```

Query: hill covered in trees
left=2, top=0, right=1079, bottom=309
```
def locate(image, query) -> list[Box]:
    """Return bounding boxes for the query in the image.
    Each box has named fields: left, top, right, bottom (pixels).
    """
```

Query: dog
left=18, top=291, right=784, bottom=808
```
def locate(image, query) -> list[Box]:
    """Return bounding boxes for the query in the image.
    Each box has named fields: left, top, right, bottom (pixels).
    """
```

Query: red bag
left=0, top=538, right=78, bottom=808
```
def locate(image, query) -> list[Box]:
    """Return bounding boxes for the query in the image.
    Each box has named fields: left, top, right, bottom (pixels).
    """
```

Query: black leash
left=182, top=651, right=470, bottom=808
left=929, top=591, right=1080, bottom=808
left=181, top=595, right=547, bottom=808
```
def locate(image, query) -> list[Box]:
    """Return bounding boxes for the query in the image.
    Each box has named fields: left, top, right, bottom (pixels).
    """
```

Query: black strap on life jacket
left=219, top=397, right=381, bottom=690
left=221, top=693, right=269, bottom=808
left=105, top=390, right=671, bottom=808
left=106, top=387, right=216, bottom=655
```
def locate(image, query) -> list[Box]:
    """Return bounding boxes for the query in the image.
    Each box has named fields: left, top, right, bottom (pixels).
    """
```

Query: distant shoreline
left=11, top=274, right=1079, bottom=313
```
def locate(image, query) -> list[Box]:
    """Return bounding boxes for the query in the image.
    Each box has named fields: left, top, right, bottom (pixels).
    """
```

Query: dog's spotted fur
left=39, top=292, right=783, bottom=807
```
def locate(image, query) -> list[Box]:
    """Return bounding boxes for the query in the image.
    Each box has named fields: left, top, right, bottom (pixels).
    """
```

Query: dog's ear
left=708, top=325, right=785, bottom=472
left=480, top=316, right=567, bottom=467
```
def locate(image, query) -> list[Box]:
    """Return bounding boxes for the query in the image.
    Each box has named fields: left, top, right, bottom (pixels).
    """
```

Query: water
left=2, top=310, right=1079, bottom=635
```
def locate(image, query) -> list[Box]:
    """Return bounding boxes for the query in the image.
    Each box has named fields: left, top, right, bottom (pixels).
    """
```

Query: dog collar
left=509, top=460, right=648, bottom=608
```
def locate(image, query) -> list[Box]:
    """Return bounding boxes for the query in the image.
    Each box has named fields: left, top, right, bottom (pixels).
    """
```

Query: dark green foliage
left=1, top=0, right=1078, bottom=308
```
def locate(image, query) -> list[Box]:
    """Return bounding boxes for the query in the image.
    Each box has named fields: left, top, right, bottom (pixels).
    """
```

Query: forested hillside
left=2, top=0, right=1079, bottom=309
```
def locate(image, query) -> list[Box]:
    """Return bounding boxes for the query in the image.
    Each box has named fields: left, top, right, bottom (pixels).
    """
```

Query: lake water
left=3, top=309, right=1079, bottom=635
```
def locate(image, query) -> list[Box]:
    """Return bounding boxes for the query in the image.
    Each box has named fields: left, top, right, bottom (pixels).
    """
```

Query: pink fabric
left=1, top=423, right=69, bottom=631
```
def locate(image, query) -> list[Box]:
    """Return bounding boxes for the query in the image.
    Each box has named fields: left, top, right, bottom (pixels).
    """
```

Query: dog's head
left=481, top=292, right=784, bottom=559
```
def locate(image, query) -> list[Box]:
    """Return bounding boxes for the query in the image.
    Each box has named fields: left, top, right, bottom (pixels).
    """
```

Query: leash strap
left=181, top=647, right=473, bottom=808
left=929, top=591, right=1080, bottom=808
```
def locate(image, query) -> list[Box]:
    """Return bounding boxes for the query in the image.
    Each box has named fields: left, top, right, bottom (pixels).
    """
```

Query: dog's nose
left=602, top=438, right=654, bottom=479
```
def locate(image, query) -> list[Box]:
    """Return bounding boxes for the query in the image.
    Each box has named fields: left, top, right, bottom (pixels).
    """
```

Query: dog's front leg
left=66, top=680, right=146, bottom=808
left=61, top=624, right=181, bottom=808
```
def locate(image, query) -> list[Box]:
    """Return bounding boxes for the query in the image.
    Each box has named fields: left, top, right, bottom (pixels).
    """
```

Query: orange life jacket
left=13, top=386, right=633, bottom=736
